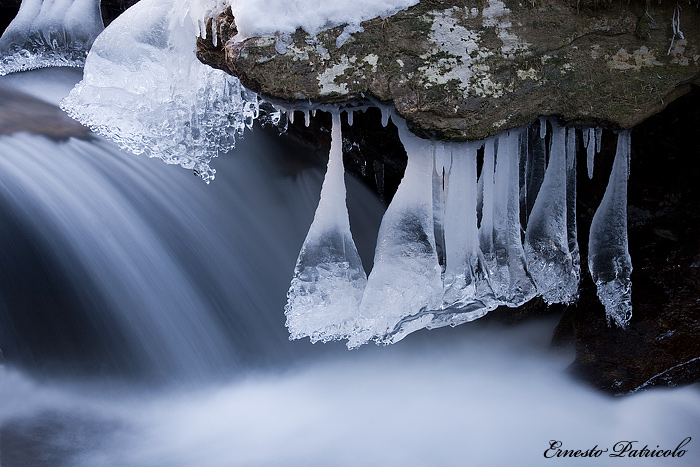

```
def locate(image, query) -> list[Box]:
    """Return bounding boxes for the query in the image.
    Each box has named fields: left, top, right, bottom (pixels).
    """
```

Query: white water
left=2, top=322, right=699, bottom=467
left=0, top=68, right=698, bottom=467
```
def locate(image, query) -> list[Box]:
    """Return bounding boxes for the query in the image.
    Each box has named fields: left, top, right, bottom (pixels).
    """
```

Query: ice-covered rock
left=61, top=0, right=258, bottom=183
left=0, top=0, right=104, bottom=75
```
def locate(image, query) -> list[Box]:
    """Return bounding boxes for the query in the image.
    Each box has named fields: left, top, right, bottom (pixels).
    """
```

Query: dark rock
left=556, top=85, right=700, bottom=394
left=0, top=85, right=91, bottom=139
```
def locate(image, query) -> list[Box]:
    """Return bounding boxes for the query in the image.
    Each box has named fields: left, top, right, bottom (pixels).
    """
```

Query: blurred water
left=0, top=69, right=698, bottom=466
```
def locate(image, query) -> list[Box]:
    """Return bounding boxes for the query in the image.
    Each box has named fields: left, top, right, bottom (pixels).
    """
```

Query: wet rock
left=0, top=85, right=91, bottom=139
left=555, top=86, right=700, bottom=394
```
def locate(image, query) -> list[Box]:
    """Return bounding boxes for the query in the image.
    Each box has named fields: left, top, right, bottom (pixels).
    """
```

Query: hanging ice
left=348, top=118, right=443, bottom=349
left=588, top=131, right=633, bottom=327
left=566, top=127, right=581, bottom=296
left=432, top=142, right=448, bottom=273
left=440, top=142, right=496, bottom=319
left=584, top=128, right=596, bottom=179
left=288, top=116, right=633, bottom=347
left=523, top=121, right=547, bottom=223
left=285, top=113, right=368, bottom=343
left=480, top=130, right=536, bottom=306
left=523, top=122, right=579, bottom=305
left=0, top=0, right=104, bottom=75
left=60, top=0, right=259, bottom=183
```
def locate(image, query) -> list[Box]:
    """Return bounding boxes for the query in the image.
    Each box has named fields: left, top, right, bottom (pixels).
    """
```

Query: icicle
left=304, top=109, right=311, bottom=127
left=433, top=143, right=448, bottom=272
left=380, top=106, right=390, bottom=127
left=595, top=127, right=602, bottom=153
left=440, top=142, right=496, bottom=321
left=524, top=122, right=547, bottom=223
left=349, top=119, right=443, bottom=348
left=347, top=109, right=354, bottom=126
left=588, top=131, right=633, bottom=328
left=585, top=128, right=596, bottom=179
left=479, top=137, right=496, bottom=264
left=288, top=110, right=295, bottom=124
left=524, top=123, right=578, bottom=304
left=373, top=160, right=384, bottom=200
left=566, top=127, right=581, bottom=298
left=539, top=117, right=548, bottom=139
left=285, top=112, right=367, bottom=343
left=482, top=131, right=536, bottom=306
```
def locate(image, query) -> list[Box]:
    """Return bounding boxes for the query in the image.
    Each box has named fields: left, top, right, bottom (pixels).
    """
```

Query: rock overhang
left=197, top=0, right=700, bottom=141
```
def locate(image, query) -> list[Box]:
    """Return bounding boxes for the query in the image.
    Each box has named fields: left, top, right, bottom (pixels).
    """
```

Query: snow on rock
left=226, top=0, right=419, bottom=41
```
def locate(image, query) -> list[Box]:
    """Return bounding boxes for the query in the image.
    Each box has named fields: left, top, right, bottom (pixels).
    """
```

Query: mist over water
left=0, top=69, right=699, bottom=466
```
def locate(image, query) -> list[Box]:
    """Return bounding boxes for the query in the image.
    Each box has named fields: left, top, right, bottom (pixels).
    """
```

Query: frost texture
left=60, top=0, right=259, bottom=183
left=0, top=0, right=103, bottom=75
left=285, top=113, right=367, bottom=343
left=588, top=131, right=633, bottom=327
left=523, top=122, right=579, bottom=305
left=289, top=116, right=633, bottom=347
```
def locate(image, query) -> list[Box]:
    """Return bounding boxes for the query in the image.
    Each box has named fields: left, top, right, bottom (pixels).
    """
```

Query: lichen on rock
left=198, top=0, right=700, bottom=141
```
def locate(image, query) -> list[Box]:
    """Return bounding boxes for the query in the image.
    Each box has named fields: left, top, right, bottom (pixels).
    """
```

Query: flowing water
left=0, top=69, right=699, bottom=466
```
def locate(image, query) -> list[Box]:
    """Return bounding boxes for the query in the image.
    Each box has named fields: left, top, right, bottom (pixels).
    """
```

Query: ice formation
left=287, top=114, right=630, bottom=348
left=60, top=0, right=259, bottom=182
left=2, top=0, right=633, bottom=342
left=588, top=131, right=633, bottom=327
left=285, top=113, right=368, bottom=342
left=348, top=121, right=443, bottom=348
left=0, top=0, right=103, bottom=75
left=523, top=122, right=579, bottom=305
left=480, top=131, right=536, bottom=306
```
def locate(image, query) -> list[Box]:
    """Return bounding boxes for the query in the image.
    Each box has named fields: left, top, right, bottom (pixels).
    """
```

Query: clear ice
left=348, top=119, right=443, bottom=348
left=285, top=113, right=368, bottom=343
left=523, top=123, right=579, bottom=305
left=588, top=131, right=633, bottom=327
left=60, top=0, right=259, bottom=183
left=289, top=116, right=633, bottom=347
left=480, top=130, right=536, bottom=306
left=0, top=0, right=104, bottom=75
left=440, top=142, right=496, bottom=320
